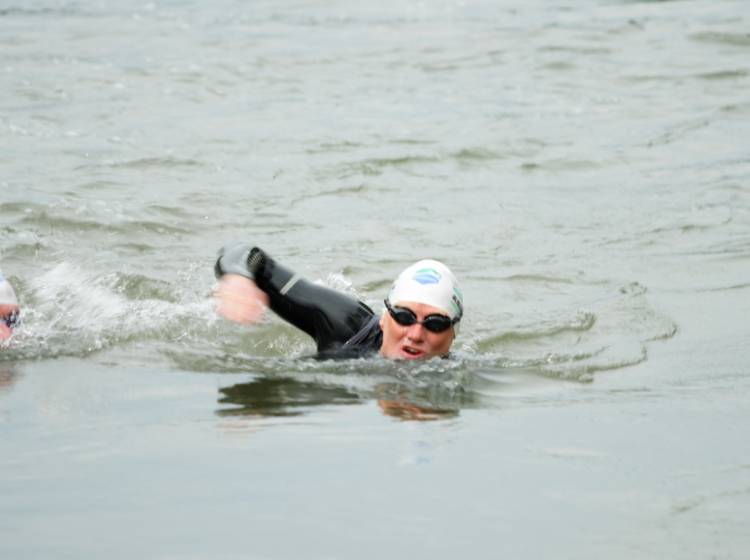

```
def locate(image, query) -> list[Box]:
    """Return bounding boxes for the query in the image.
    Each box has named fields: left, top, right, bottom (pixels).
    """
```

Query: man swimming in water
left=213, top=243, right=463, bottom=360
left=0, top=271, right=20, bottom=342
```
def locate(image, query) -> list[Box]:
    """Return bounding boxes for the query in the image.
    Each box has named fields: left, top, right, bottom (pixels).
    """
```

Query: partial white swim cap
left=0, top=271, right=18, bottom=306
left=387, top=259, right=463, bottom=321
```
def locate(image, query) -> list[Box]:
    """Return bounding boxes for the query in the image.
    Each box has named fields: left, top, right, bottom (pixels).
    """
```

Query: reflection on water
left=0, top=364, right=19, bottom=392
left=373, top=378, right=470, bottom=421
left=217, top=376, right=362, bottom=417
left=217, top=372, right=472, bottom=421
left=376, top=397, right=459, bottom=422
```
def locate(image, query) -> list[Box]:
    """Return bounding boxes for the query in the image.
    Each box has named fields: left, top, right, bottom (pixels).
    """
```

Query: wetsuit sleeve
left=215, top=243, right=374, bottom=353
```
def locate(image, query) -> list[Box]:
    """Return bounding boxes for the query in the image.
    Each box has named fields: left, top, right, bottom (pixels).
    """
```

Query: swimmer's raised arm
left=213, top=243, right=373, bottom=352
left=213, top=243, right=270, bottom=325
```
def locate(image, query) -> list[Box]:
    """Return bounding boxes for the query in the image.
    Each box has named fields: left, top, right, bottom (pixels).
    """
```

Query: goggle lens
left=2, top=310, right=19, bottom=329
left=384, top=300, right=455, bottom=333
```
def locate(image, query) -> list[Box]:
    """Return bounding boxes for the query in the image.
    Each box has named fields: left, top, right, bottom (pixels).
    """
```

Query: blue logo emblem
left=412, top=268, right=441, bottom=285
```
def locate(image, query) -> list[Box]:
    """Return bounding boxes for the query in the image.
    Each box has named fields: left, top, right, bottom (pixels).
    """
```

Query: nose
left=405, top=321, right=426, bottom=342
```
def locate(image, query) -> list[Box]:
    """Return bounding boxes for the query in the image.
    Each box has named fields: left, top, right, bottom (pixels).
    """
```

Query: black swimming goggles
left=2, top=310, right=19, bottom=329
left=384, top=300, right=459, bottom=334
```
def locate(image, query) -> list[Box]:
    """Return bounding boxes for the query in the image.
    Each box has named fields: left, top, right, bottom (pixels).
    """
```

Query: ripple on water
left=470, top=280, right=676, bottom=382
left=689, top=31, right=750, bottom=48
left=520, top=158, right=605, bottom=172
left=17, top=209, right=191, bottom=236
left=696, top=69, right=749, bottom=81
left=0, top=6, right=83, bottom=17
left=74, top=156, right=206, bottom=172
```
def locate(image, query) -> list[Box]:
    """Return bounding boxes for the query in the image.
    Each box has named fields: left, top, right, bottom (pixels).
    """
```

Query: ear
left=379, top=313, right=386, bottom=331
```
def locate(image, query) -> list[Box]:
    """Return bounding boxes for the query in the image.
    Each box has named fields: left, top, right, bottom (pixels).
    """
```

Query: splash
left=2, top=261, right=215, bottom=361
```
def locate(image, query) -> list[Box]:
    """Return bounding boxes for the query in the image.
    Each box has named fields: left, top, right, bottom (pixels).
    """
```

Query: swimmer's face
left=379, top=301, right=455, bottom=360
left=0, top=304, right=19, bottom=342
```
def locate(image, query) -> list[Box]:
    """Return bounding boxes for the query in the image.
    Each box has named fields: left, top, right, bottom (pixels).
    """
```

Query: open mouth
left=400, top=345, right=425, bottom=359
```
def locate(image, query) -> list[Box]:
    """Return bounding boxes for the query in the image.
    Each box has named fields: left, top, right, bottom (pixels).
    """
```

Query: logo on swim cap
left=412, top=268, right=441, bottom=285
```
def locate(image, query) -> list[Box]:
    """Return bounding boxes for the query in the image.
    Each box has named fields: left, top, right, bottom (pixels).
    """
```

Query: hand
left=213, top=274, right=269, bottom=325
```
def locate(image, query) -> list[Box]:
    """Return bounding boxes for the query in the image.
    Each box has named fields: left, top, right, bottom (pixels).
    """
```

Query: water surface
left=1, top=0, right=749, bottom=558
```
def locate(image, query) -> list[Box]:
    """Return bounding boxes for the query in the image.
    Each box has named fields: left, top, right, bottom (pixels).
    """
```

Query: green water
left=1, top=0, right=749, bottom=557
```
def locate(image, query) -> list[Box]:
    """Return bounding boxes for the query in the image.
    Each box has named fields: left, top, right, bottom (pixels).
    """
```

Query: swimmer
left=0, top=271, right=20, bottom=342
left=213, top=244, right=463, bottom=360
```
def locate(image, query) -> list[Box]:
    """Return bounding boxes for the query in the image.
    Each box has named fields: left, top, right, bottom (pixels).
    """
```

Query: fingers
left=213, top=274, right=269, bottom=325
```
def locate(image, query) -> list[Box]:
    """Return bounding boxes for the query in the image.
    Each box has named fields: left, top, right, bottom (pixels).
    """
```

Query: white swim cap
left=387, top=259, right=463, bottom=321
left=0, top=271, right=18, bottom=306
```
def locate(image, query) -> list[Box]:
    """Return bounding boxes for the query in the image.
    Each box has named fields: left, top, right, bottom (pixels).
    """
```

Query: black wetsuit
left=215, top=245, right=382, bottom=357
